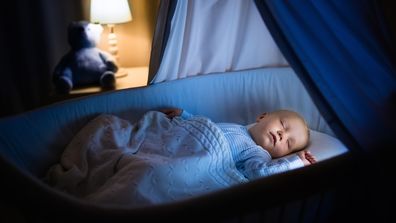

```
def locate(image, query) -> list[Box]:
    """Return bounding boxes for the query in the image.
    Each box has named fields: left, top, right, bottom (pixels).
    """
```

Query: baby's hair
left=302, top=118, right=311, bottom=149
left=293, top=110, right=310, bottom=151
left=297, top=112, right=311, bottom=151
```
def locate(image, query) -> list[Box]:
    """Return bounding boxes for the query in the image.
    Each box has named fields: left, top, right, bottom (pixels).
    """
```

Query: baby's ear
left=256, top=112, right=267, bottom=122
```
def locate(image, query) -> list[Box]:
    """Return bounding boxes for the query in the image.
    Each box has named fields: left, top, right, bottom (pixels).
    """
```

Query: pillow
left=246, top=124, right=348, bottom=164
left=306, top=130, right=348, bottom=161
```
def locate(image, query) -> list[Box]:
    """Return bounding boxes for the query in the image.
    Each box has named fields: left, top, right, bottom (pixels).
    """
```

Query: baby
left=162, top=108, right=316, bottom=180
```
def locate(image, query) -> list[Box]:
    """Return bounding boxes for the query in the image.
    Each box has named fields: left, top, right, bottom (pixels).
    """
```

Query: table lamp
left=90, top=0, right=132, bottom=78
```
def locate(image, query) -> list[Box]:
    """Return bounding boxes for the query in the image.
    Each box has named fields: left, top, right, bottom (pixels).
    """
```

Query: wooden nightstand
left=70, top=66, right=149, bottom=95
left=47, top=66, right=149, bottom=104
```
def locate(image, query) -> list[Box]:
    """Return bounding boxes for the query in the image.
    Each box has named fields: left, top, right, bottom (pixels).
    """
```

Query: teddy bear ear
left=67, top=21, right=80, bottom=34
left=86, top=23, right=103, bottom=45
left=89, top=23, right=104, bottom=35
left=68, top=21, right=88, bottom=30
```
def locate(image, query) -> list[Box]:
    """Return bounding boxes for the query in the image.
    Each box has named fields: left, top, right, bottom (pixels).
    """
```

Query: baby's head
left=248, top=110, right=310, bottom=158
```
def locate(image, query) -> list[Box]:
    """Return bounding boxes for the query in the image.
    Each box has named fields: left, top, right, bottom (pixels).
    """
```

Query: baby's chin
left=263, top=145, right=285, bottom=158
left=266, top=150, right=278, bottom=158
left=260, top=139, right=273, bottom=151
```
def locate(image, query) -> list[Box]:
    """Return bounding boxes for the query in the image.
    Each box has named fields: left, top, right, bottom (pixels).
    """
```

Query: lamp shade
left=90, top=0, right=132, bottom=24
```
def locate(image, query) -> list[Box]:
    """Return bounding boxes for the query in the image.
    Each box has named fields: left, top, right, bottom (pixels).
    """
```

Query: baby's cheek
left=263, top=137, right=270, bottom=147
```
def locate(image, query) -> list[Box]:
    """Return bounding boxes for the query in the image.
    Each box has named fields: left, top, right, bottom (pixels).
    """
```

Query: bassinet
left=0, top=67, right=354, bottom=222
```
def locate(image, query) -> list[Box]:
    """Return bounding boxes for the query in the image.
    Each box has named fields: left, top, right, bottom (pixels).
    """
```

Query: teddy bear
left=52, top=21, right=118, bottom=94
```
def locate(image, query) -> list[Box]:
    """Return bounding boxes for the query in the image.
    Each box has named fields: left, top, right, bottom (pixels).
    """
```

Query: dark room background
left=0, top=0, right=83, bottom=117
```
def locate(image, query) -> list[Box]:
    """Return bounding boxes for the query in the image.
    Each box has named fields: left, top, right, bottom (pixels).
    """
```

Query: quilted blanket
left=45, top=111, right=247, bottom=207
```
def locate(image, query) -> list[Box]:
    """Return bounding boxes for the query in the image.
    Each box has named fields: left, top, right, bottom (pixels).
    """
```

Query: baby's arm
left=240, top=150, right=316, bottom=180
left=242, top=154, right=303, bottom=180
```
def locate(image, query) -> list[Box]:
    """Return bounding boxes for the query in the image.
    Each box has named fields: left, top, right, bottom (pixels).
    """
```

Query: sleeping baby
left=162, top=108, right=317, bottom=180
left=46, top=108, right=317, bottom=206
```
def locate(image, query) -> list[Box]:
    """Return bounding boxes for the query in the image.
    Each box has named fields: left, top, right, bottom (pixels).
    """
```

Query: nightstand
left=70, top=66, right=149, bottom=95
left=47, top=66, right=149, bottom=104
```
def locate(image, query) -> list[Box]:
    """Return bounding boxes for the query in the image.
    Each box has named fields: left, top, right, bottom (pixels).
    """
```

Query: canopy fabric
left=149, top=0, right=396, bottom=150
left=150, top=0, right=287, bottom=83
left=254, top=0, right=396, bottom=150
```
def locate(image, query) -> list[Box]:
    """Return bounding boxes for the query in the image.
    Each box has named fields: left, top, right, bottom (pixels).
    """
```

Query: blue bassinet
left=0, top=67, right=355, bottom=222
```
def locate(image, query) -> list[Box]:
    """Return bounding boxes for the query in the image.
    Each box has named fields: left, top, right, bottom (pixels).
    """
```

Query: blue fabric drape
left=255, top=0, right=396, bottom=151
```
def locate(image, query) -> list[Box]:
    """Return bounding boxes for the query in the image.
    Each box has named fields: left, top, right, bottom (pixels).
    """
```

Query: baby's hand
left=297, top=150, right=317, bottom=166
left=160, top=108, right=183, bottom=119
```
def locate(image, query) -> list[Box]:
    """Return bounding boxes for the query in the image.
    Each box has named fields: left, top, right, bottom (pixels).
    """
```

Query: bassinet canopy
left=0, top=0, right=395, bottom=222
left=150, top=0, right=396, bottom=151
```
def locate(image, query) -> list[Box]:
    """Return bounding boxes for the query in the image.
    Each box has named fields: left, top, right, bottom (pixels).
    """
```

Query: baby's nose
left=277, top=130, right=283, bottom=141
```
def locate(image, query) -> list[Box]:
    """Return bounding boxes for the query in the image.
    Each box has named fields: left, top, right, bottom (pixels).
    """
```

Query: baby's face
left=248, top=110, right=308, bottom=158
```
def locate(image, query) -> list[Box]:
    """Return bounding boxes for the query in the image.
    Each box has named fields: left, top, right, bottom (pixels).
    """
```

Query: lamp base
left=115, top=68, right=128, bottom=78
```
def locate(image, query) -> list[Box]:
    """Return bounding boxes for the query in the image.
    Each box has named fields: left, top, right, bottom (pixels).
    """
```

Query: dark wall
left=381, top=0, right=396, bottom=41
left=0, top=0, right=83, bottom=118
left=380, top=0, right=396, bottom=68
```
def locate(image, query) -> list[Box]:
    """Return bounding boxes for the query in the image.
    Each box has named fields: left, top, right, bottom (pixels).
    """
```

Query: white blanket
left=46, top=111, right=247, bottom=207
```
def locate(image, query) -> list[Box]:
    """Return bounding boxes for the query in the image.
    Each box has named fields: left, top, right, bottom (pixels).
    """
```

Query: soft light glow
left=90, top=0, right=132, bottom=78
left=90, top=0, right=132, bottom=24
